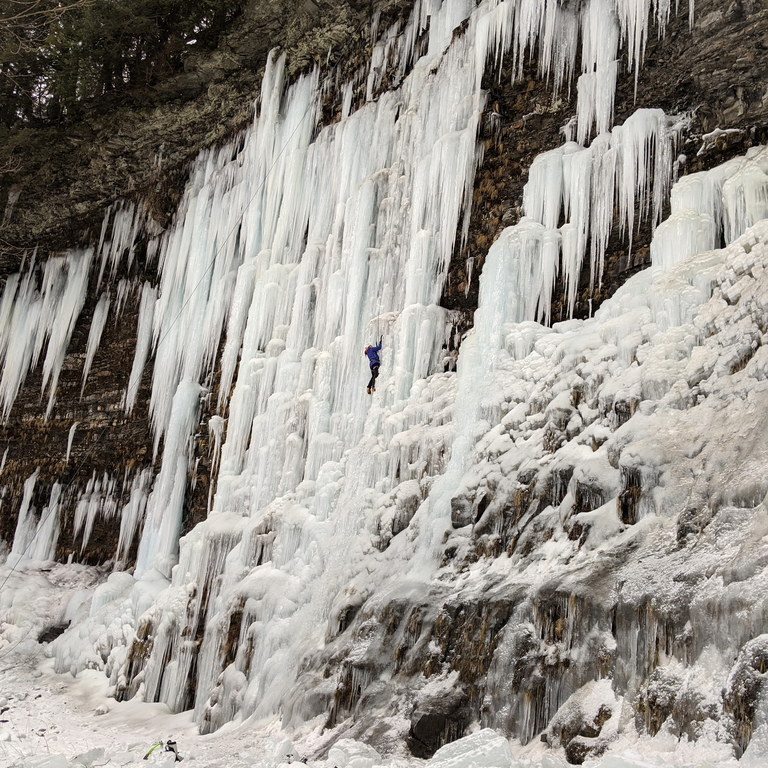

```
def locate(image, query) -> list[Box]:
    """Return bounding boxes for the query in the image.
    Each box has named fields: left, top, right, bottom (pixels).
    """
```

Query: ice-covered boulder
left=723, top=634, right=768, bottom=756
left=544, top=679, right=619, bottom=764
left=327, top=738, right=381, bottom=768
left=426, top=728, right=512, bottom=768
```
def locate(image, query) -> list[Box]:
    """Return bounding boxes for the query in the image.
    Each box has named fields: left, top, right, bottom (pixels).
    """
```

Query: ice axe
left=366, top=311, right=398, bottom=342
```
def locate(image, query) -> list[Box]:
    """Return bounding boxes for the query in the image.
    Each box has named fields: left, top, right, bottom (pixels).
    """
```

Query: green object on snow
left=143, top=741, right=164, bottom=760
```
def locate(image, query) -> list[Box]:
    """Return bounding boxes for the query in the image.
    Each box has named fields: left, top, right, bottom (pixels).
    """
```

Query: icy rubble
left=422, top=216, right=768, bottom=750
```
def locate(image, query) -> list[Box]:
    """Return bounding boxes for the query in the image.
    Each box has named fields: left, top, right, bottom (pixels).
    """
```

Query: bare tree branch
left=0, top=0, right=94, bottom=25
left=0, top=156, right=21, bottom=174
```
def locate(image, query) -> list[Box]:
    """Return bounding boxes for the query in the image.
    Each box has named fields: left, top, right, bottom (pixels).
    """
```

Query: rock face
left=0, top=0, right=765, bottom=566
left=0, top=0, right=415, bottom=258
left=0, top=0, right=416, bottom=563
left=0, top=0, right=768, bottom=764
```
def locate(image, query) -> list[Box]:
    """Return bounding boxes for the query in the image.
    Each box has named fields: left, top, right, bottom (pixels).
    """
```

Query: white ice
left=0, top=570, right=744, bottom=767
left=81, top=294, right=110, bottom=397
left=3, top=0, right=741, bottom=762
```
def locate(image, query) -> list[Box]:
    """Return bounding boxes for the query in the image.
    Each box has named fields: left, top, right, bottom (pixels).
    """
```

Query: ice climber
left=364, top=336, right=383, bottom=394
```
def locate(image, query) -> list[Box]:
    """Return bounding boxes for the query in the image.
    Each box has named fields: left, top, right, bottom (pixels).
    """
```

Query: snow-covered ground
left=1, top=561, right=766, bottom=768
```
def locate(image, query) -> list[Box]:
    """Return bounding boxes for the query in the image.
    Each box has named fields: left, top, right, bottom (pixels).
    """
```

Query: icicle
left=722, top=149, right=768, bottom=245
left=650, top=145, right=768, bottom=271
left=650, top=209, right=716, bottom=271
left=496, top=108, right=679, bottom=321
left=524, top=146, right=566, bottom=230
left=672, top=170, right=717, bottom=219
left=96, top=202, right=143, bottom=290
left=42, top=249, right=94, bottom=419
left=114, top=278, right=134, bottom=319
left=576, top=0, right=619, bottom=143
left=96, top=207, right=112, bottom=281
left=465, top=256, right=474, bottom=297
left=207, top=415, right=225, bottom=512
left=124, top=283, right=157, bottom=414
left=81, top=293, right=111, bottom=397
left=614, top=0, right=673, bottom=95
left=116, top=469, right=152, bottom=563
left=0, top=248, right=92, bottom=420
left=10, top=469, right=39, bottom=565
left=28, top=483, right=61, bottom=562
left=588, top=133, right=618, bottom=291
left=66, top=422, right=79, bottom=464
left=72, top=475, right=93, bottom=545
left=72, top=473, right=119, bottom=553
left=613, top=108, right=675, bottom=253
left=561, top=145, right=593, bottom=316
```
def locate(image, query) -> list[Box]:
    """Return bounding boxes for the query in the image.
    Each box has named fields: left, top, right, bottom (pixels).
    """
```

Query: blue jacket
left=365, top=343, right=381, bottom=367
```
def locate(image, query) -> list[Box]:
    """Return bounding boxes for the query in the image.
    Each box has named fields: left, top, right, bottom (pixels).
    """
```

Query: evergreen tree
left=0, top=0, right=242, bottom=125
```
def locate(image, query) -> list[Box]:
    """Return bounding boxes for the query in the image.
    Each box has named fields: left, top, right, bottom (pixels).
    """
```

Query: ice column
left=66, top=422, right=79, bottom=464
left=28, top=483, right=61, bottom=562
left=124, top=283, right=156, bottom=414
left=651, top=145, right=768, bottom=272
left=135, top=380, right=203, bottom=577
left=9, top=469, right=39, bottom=565
left=576, top=0, right=619, bottom=144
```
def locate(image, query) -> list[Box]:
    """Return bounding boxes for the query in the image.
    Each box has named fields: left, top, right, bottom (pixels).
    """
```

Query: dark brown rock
left=408, top=705, right=471, bottom=759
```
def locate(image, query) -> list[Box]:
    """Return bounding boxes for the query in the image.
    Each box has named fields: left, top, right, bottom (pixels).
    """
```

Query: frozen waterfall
left=15, top=0, right=768, bottom=758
